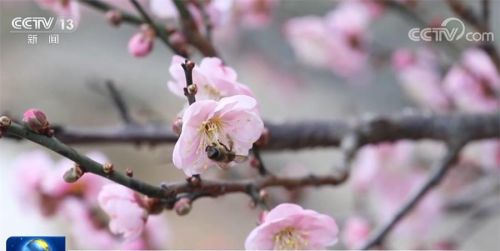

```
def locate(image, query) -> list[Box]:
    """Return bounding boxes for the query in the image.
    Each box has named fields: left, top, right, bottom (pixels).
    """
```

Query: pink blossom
left=462, top=140, right=500, bottom=171
left=373, top=169, right=443, bottom=240
left=150, top=0, right=179, bottom=19
left=351, top=141, right=414, bottom=193
left=443, top=48, right=499, bottom=113
left=168, top=55, right=254, bottom=101
left=35, top=0, right=80, bottom=25
left=98, top=184, right=148, bottom=241
left=245, top=203, right=339, bottom=250
left=173, top=95, right=263, bottom=176
left=128, top=31, right=154, bottom=57
left=341, top=216, right=371, bottom=249
left=284, top=1, right=372, bottom=78
left=12, top=151, right=53, bottom=214
left=233, top=0, right=278, bottom=28
left=392, top=48, right=450, bottom=112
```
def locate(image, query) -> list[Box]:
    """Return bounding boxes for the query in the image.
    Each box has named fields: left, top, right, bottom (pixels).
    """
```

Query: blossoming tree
left=1, top=0, right=499, bottom=250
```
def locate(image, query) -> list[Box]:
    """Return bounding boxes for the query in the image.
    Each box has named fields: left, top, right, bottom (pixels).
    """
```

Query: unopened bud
left=63, top=165, right=83, bottom=183
left=126, top=168, right=133, bottom=177
left=171, top=117, right=183, bottom=136
left=184, top=60, right=195, bottom=70
left=258, top=189, right=268, bottom=200
left=23, top=109, right=50, bottom=134
left=249, top=155, right=260, bottom=168
left=186, top=84, right=197, bottom=96
left=128, top=28, right=154, bottom=58
left=254, top=127, right=270, bottom=146
left=174, top=198, right=191, bottom=215
left=103, top=163, right=114, bottom=174
left=0, top=116, right=11, bottom=127
left=187, top=175, right=201, bottom=187
left=106, top=10, right=123, bottom=26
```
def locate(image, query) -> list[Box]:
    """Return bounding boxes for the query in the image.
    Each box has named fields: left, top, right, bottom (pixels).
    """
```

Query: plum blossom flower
left=443, top=48, right=499, bottom=113
left=284, top=1, right=374, bottom=78
left=245, top=203, right=339, bottom=250
left=392, top=48, right=450, bottom=112
left=35, top=0, right=80, bottom=25
left=98, top=184, right=148, bottom=241
left=168, top=55, right=254, bottom=101
left=341, top=216, right=371, bottom=249
left=173, top=95, right=263, bottom=176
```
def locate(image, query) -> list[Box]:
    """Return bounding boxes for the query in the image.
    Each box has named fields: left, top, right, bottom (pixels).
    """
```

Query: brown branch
left=173, top=0, right=219, bottom=57
left=360, top=141, right=466, bottom=249
left=0, top=117, right=347, bottom=206
left=4, top=112, right=499, bottom=150
left=105, top=80, right=133, bottom=124
left=181, top=60, right=197, bottom=105
left=79, top=0, right=188, bottom=57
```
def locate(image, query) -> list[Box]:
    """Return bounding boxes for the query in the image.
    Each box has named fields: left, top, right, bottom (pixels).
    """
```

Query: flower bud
left=174, top=198, right=191, bottom=216
left=0, top=115, right=11, bottom=135
left=126, top=168, right=133, bottom=177
left=128, top=29, right=154, bottom=58
left=63, top=165, right=83, bottom=183
left=106, top=10, right=123, bottom=26
left=171, top=117, right=183, bottom=136
left=186, top=84, right=198, bottom=96
left=103, top=163, right=114, bottom=174
left=23, top=109, right=50, bottom=134
left=143, top=196, right=163, bottom=214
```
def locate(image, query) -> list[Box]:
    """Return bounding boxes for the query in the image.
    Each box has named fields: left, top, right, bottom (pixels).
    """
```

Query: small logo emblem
left=6, top=236, right=65, bottom=251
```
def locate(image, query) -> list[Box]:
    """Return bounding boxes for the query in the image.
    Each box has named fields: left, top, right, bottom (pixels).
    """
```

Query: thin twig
left=105, top=81, right=133, bottom=124
left=128, top=0, right=184, bottom=56
left=181, top=60, right=196, bottom=105
left=252, top=146, right=269, bottom=176
left=360, top=140, right=466, bottom=249
left=173, top=0, right=219, bottom=57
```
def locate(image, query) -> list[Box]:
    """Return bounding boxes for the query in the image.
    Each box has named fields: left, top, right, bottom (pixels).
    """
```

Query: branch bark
left=5, top=113, right=497, bottom=150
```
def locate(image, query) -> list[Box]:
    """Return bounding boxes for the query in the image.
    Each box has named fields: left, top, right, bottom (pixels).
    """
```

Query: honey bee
left=205, top=138, right=248, bottom=169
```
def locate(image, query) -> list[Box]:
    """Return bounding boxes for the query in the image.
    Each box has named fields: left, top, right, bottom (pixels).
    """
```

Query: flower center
left=200, top=117, right=224, bottom=143
left=273, top=227, right=308, bottom=250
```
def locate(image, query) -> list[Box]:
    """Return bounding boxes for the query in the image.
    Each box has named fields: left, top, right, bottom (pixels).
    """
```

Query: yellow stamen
left=273, top=227, right=308, bottom=250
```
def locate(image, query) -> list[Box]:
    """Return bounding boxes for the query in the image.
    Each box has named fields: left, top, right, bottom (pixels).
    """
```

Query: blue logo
left=6, top=237, right=65, bottom=251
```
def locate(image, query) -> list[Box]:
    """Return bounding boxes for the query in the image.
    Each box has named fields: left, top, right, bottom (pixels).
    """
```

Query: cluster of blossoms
left=392, top=47, right=500, bottom=113
left=11, top=151, right=169, bottom=249
left=284, top=1, right=378, bottom=78
left=167, top=55, right=263, bottom=176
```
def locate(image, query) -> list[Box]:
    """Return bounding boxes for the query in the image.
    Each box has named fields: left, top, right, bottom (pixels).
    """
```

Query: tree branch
left=360, top=141, right=466, bottom=249
left=79, top=0, right=188, bottom=57
left=3, top=113, right=499, bottom=150
left=105, top=80, right=133, bottom=124
left=173, top=0, right=219, bottom=57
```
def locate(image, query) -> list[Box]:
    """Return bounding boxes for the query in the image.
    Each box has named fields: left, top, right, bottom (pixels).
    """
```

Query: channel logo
left=6, top=236, right=65, bottom=251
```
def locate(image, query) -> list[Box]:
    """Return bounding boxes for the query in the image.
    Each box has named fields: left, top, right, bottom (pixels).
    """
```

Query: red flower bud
left=23, top=109, right=50, bottom=134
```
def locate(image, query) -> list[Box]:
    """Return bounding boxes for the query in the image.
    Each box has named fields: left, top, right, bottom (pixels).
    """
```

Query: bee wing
left=233, top=155, right=248, bottom=163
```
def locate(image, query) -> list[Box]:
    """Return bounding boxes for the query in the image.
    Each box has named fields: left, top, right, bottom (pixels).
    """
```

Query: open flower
left=443, top=48, right=499, bottom=113
left=245, top=203, right=339, bottom=250
left=173, top=95, right=263, bottom=176
left=392, top=48, right=450, bottom=112
left=167, top=55, right=254, bottom=101
left=284, top=1, right=373, bottom=78
left=98, top=184, right=148, bottom=241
